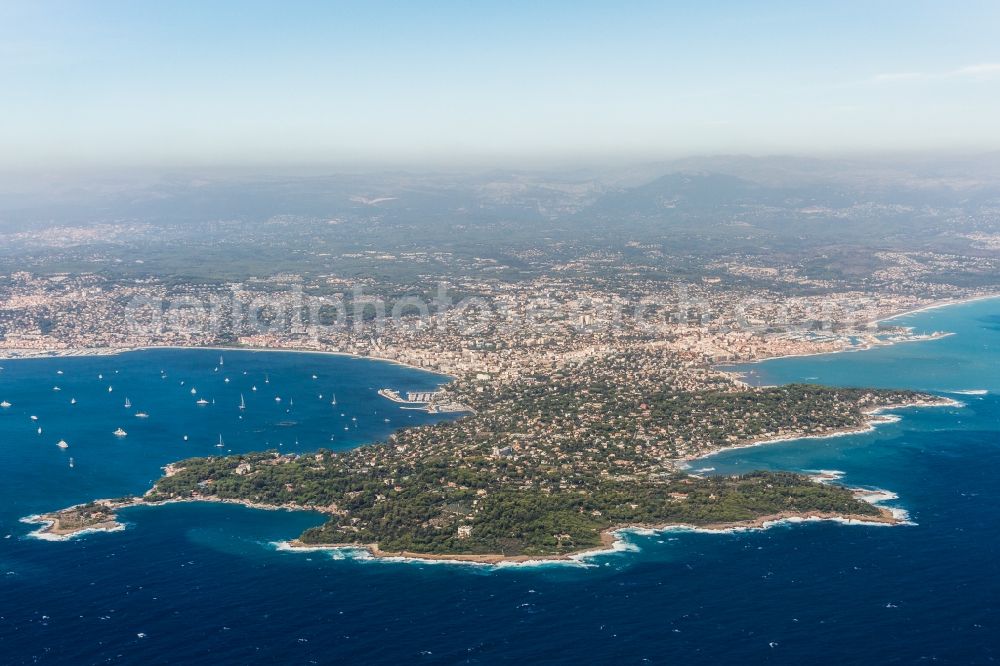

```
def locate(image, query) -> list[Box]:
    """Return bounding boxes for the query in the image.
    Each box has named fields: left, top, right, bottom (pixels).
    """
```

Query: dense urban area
left=9, top=161, right=998, bottom=557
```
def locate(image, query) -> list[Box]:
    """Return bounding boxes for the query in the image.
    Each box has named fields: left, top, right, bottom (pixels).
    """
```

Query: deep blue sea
left=2, top=298, right=999, bottom=664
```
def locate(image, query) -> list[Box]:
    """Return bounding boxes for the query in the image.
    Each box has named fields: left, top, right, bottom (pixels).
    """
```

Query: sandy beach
left=876, top=293, right=1000, bottom=325
left=0, top=343, right=456, bottom=380
left=719, top=293, right=999, bottom=372
left=16, top=295, right=989, bottom=564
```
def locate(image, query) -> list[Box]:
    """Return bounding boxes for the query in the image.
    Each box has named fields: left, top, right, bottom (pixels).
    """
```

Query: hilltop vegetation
left=138, top=382, right=927, bottom=557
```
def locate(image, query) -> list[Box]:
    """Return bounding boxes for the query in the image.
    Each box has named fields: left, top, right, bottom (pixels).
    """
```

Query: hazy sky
left=3, top=0, right=1000, bottom=169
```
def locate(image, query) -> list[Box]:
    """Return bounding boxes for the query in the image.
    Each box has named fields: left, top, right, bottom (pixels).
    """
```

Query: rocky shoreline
left=277, top=506, right=900, bottom=565
left=27, top=487, right=900, bottom=562
left=681, top=395, right=959, bottom=467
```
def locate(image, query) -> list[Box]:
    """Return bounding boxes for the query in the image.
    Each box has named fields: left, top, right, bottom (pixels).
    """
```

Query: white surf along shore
left=15, top=295, right=994, bottom=566
left=682, top=397, right=964, bottom=467
left=19, top=514, right=126, bottom=542
left=265, top=502, right=904, bottom=570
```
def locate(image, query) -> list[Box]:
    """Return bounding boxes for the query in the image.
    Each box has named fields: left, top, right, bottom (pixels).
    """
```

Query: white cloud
left=952, top=63, right=1000, bottom=77
left=871, top=62, right=1000, bottom=83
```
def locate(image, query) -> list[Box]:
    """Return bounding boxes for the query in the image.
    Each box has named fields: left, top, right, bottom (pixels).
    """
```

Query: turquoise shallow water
left=2, top=298, right=999, bottom=664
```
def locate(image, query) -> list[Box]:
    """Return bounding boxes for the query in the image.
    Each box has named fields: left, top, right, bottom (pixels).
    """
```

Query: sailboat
left=57, top=440, right=69, bottom=449
left=108, top=386, right=113, bottom=393
left=216, top=434, right=225, bottom=448
left=191, top=388, right=197, bottom=395
left=265, top=374, right=270, bottom=384
left=219, top=355, right=224, bottom=367
left=196, top=398, right=210, bottom=405
left=239, top=394, right=246, bottom=410
left=252, top=385, right=257, bottom=392
left=331, top=394, right=337, bottom=406
left=124, top=397, right=132, bottom=409
left=69, top=457, right=74, bottom=468
left=70, top=398, right=76, bottom=405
